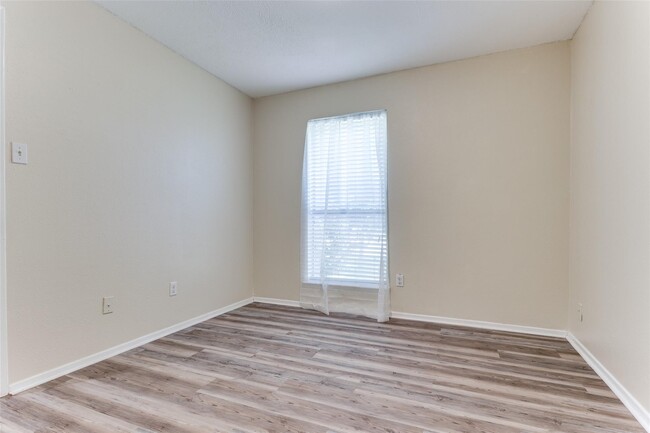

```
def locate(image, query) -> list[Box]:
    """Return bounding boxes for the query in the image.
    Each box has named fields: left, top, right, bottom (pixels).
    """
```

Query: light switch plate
left=11, top=142, right=28, bottom=165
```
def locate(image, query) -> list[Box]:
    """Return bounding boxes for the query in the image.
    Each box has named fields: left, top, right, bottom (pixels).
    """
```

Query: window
left=301, top=110, right=388, bottom=289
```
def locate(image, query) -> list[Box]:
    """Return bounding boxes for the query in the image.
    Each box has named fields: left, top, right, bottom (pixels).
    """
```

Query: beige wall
left=253, top=42, right=570, bottom=329
left=569, top=0, right=650, bottom=412
left=4, top=1, right=253, bottom=383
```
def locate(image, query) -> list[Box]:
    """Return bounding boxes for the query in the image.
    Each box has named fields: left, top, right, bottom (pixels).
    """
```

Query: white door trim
left=0, top=6, right=8, bottom=397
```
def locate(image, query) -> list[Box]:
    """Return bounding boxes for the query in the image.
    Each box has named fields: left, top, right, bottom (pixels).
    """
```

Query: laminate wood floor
left=0, top=302, right=643, bottom=432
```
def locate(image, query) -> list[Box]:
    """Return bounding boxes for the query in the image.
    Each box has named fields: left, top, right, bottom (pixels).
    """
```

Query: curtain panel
left=300, top=110, right=389, bottom=322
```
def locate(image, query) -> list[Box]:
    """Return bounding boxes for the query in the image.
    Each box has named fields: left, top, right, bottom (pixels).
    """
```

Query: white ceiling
left=96, top=1, right=592, bottom=98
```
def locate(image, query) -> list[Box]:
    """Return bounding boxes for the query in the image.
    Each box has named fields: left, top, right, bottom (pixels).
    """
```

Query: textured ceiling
left=96, top=1, right=592, bottom=98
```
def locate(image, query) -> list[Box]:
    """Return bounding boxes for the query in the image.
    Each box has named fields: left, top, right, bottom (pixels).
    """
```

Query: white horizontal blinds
left=302, top=110, right=388, bottom=291
left=304, top=112, right=388, bottom=287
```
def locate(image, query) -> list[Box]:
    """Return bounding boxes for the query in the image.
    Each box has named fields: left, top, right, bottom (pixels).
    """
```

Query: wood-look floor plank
left=0, top=302, right=643, bottom=432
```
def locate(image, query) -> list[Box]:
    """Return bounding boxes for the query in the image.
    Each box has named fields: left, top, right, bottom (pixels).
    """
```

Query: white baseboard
left=250, top=298, right=566, bottom=338
left=253, top=296, right=301, bottom=308
left=8, top=297, right=254, bottom=395
left=390, top=310, right=567, bottom=338
left=567, top=333, right=650, bottom=432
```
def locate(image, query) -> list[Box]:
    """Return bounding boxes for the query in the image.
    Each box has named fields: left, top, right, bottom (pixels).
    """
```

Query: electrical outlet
left=102, top=296, right=114, bottom=315
left=11, top=142, right=28, bottom=165
left=577, top=303, right=583, bottom=322
left=169, top=281, right=178, bottom=297
left=396, top=273, right=404, bottom=287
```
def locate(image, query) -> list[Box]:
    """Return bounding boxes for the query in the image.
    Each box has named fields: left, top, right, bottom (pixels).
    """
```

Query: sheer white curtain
left=300, top=110, right=389, bottom=322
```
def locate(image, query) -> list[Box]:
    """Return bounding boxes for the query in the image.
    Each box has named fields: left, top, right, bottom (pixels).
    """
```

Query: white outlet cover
left=102, top=296, right=114, bottom=314
left=11, top=142, right=28, bottom=165
left=169, top=281, right=178, bottom=296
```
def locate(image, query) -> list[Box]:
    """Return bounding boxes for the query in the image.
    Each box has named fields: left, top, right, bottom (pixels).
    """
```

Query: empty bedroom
left=0, top=0, right=647, bottom=432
